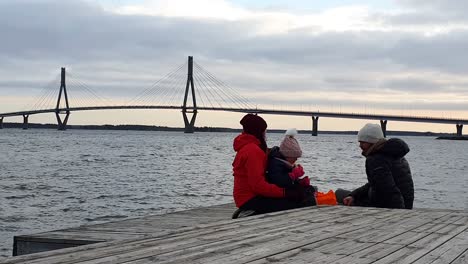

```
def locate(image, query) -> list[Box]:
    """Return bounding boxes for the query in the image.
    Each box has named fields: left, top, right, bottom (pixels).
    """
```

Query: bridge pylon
left=55, top=67, right=70, bottom=130
left=0, top=117, right=3, bottom=129
left=182, top=56, right=197, bottom=133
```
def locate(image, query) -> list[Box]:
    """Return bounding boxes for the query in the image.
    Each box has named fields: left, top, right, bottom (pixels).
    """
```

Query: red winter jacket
left=232, top=133, right=284, bottom=207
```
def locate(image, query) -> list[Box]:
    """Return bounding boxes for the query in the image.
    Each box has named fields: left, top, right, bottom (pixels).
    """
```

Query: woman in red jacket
left=232, top=114, right=314, bottom=218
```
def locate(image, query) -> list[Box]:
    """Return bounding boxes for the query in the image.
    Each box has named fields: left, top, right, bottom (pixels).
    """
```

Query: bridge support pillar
left=456, top=124, right=463, bottom=136
left=22, top=115, right=29, bottom=130
left=0, top=117, right=3, bottom=129
left=56, top=67, right=70, bottom=131
left=182, top=56, right=198, bottom=133
left=56, top=111, right=70, bottom=130
left=380, top=120, right=387, bottom=138
left=183, top=112, right=197, bottom=133
left=312, top=116, right=319, bottom=136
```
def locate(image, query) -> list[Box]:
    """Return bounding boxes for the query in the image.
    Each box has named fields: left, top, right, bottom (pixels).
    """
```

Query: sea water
left=1, top=129, right=467, bottom=258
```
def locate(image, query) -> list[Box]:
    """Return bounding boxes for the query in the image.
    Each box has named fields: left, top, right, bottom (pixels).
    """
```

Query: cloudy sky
left=1, top=0, right=467, bottom=132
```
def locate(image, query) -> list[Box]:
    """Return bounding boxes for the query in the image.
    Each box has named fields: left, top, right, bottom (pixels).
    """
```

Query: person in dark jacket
left=339, top=123, right=414, bottom=209
left=266, top=128, right=311, bottom=188
left=266, top=129, right=316, bottom=206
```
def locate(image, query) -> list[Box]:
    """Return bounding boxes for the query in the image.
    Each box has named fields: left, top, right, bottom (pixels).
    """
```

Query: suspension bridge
left=0, top=56, right=467, bottom=136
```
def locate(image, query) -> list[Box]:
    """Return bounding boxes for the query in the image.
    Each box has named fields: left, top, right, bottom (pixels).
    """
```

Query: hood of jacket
left=268, top=146, right=284, bottom=159
left=233, top=133, right=260, bottom=152
left=367, top=138, right=409, bottom=158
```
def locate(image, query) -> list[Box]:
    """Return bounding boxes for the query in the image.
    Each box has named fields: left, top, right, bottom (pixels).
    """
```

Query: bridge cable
left=166, top=69, right=191, bottom=107
left=195, top=68, right=235, bottom=109
left=159, top=66, right=187, bottom=106
left=67, top=79, right=97, bottom=108
left=39, top=83, right=61, bottom=110
left=194, top=63, right=250, bottom=109
left=156, top=66, right=185, bottom=106
left=32, top=84, right=57, bottom=111
left=65, top=79, right=88, bottom=108
left=192, top=74, right=214, bottom=108
left=194, top=62, right=253, bottom=108
left=136, top=70, right=176, bottom=106
left=133, top=64, right=184, bottom=106
left=72, top=78, right=112, bottom=106
left=200, top=66, right=254, bottom=109
left=193, top=72, right=223, bottom=108
left=193, top=71, right=215, bottom=108
left=24, top=75, right=61, bottom=111
left=126, top=62, right=187, bottom=106
left=66, top=79, right=90, bottom=108
left=193, top=62, right=253, bottom=109
left=67, top=73, right=113, bottom=107
left=138, top=62, right=187, bottom=107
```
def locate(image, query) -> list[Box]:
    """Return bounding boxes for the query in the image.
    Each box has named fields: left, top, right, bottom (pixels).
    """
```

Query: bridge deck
left=3, top=204, right=467, bottom=264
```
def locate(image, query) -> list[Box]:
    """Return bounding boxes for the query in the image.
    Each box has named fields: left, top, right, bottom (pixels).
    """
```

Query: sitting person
left=232, top=114, right=315, bottom=218
left=266, top=128, right=313, bottom=188
left=267, top=128, right=335, bottom=206
left=336, top=123, right=414, bottom=209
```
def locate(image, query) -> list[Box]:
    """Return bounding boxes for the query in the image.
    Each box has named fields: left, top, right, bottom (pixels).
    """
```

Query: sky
left=1, top=0, right=468, bottom=133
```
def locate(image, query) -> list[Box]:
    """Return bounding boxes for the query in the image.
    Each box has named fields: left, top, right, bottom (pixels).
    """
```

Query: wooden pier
left=2, top=204, right=467, bottom=263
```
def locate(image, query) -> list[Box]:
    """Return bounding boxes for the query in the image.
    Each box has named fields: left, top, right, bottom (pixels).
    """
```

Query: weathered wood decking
left=12, top=203, right=236, bottom=256
left=3, top=204, right=467, bottom=264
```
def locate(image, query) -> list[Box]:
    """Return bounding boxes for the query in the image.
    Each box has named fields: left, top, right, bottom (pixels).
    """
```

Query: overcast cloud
left=1, top=0, right=467, bottom=121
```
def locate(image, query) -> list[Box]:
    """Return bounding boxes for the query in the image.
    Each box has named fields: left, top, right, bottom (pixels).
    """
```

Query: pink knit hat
left=279, top=129, right=302, bottom=158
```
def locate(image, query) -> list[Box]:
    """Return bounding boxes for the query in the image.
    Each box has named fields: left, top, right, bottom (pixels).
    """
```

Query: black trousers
left=335, top=188, right=370, bottom=206
left=240, top=195, right=315, bottom=215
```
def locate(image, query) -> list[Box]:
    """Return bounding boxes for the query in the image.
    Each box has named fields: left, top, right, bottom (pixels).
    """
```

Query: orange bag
left=316, top=190, right=337, bottom=205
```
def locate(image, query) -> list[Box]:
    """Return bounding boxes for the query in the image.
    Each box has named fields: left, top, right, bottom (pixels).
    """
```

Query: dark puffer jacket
left=350, top=138, right=414, bottom=209
left=265, top=146, right=295, bottom=188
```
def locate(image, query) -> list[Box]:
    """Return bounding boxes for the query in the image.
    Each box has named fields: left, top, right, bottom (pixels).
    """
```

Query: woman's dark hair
left=240, top=114, right=268, bottom=152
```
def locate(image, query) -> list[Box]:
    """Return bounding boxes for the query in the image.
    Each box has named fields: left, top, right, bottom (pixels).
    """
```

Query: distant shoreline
left=0, top=122, right=458, bottom=137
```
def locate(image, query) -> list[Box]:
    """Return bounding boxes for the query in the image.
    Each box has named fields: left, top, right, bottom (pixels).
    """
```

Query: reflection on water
left=1, top=129, right=467, bottom=258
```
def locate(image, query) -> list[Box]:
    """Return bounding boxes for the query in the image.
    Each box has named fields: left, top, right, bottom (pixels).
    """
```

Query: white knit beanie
left=358, top=123, right=384, bottom=143
left=279, top=128, right=302, bottom=158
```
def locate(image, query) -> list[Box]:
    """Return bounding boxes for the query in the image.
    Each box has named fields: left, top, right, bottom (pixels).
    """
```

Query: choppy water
left=1, top=129, right=467, bottom=258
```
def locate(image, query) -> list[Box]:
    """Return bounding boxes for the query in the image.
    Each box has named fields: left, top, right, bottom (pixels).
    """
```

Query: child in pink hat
left=266, top=129, right=316, bottom=205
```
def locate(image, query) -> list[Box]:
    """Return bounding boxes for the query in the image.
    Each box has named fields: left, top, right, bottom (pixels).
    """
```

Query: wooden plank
left=42, top=208, right=362, bottom=263
left=451, top=249, right=468, bottom=264
left=122, top=224, right=364, bottom=264
left=2, top=206, right=467, bottom=264
left=411, top=227, right=467, bottom=264
left=7, top=203, right=235, bottom=261
left=373, top=225, right=467, bottom=264
left=4, top=207, right=330, bottom=264
left=116, top=208, right=418, bottom=264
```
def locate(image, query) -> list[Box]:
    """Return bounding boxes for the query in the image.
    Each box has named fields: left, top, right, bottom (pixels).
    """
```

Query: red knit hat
left=240, top=114, right=267, bottom=136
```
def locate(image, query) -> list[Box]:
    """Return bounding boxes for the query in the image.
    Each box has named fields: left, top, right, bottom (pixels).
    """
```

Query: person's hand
left=298, top=176, right=310, bottom=187
left=343, top=196, right=354, bottom=206
left=289, top=165, right=305, bottom=180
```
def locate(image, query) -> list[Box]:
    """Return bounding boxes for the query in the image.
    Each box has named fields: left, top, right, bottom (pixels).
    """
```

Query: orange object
left=316, top=190, right=337, bottom=205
